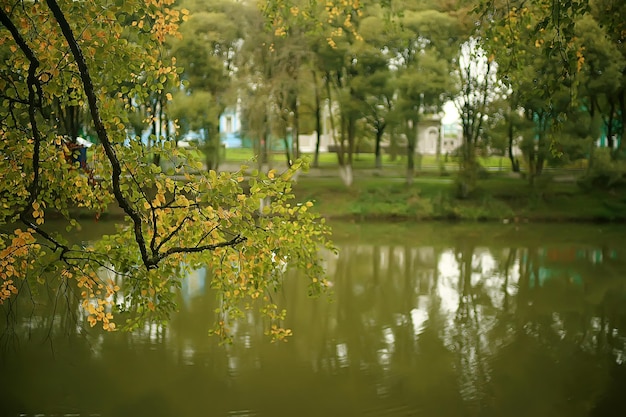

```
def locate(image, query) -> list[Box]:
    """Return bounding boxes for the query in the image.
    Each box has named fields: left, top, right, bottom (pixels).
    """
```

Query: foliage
left=350, top=183, right=433, bottom=219
left=168, top=0, right=245, bottom=169
left=578, top=148, right=626, bottom=190
left=294, top=174, right=626, bottom=222
left=453, top=37, right=498, bottom=196
left=477, top=0, right=625, bottom=168
left=0, top=0, right=334, bottom=342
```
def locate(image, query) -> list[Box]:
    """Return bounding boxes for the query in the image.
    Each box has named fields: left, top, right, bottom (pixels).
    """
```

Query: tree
left=0, top=0, right=334, bottom=341
left=169, top=0, right=243, bottom=170
left=296, top=6, right=360, bottom=186
left=478, top=0, right=626, bottom=161
left=453, top=38, right=497, bottom=195
left=388, top=5, right=461, bottom=184
left=352, top=11, right=396, bottom=170
left=591, top=0, right=626, bottom=157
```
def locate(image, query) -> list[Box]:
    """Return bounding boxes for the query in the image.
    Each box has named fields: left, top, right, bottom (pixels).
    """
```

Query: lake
left=2, top=221, right=626, bottom=417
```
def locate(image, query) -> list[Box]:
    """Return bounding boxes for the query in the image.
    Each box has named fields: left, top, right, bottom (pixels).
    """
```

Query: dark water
left=2, top=222, right=626, bottom=417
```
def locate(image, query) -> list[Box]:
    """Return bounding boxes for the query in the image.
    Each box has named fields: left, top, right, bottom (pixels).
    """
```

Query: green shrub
left=350, top=184, right=433, bottom=219
left=578, top=148, right=626, bottom=190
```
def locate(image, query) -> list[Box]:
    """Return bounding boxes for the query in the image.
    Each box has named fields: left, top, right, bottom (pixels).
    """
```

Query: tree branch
left=45, top=0, right=246, bottom=269
left=0, top=7, right=43, bottom=208
left=0, top=7, right=81, bottom=262
left=161, top=235, right=247, bottom=260
left=46, top=0, right=156, bottom=268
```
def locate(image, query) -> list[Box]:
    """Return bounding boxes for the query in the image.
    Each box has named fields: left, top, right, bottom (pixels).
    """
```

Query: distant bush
left=350, top=184, right=433, bottom=219
left=578, top=148, right=626, bottom=190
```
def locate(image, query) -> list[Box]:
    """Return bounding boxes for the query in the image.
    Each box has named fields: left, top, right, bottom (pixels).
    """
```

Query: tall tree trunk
left=617, top=89, right=626, bottom=158
left=282, top=128, right=293, bottom=168
left=312, top=70, right=322, bottom=168
left=459, top=133, right=477, bottom=197
left=406, top=149, right=415, bottom=184
left=406, top=121, right=417, bottom=185
left=508, top=116, right=520, bottom=172
left=291, top=92, right=300, bottom=161
left=606, top=98, right=616, bottom=151
left=325, top=74, right=343, bottom=166
left=347, top=115, right=356, bottom=167
left=338, top=164, right=353, bottom=187
left=204, top=123, right=218, bottom=171
left=257, top=121, right=270, bottom=172
left=336, top=112, right=355, bottom=187
left=375, top=126, right=384, bottom=169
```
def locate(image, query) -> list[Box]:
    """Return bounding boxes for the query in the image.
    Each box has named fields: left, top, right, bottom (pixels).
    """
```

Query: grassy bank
left=83, top=148, right=624, bottom=223
left=291, top=174, right=626, bottom=222
left=225, top=149, right=623, bottom=222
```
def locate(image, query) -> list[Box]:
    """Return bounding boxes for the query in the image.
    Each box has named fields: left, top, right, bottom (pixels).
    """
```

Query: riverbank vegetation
left=291, top=174, right=626, bottom=222
left=220, top=149, right=626, bottom=223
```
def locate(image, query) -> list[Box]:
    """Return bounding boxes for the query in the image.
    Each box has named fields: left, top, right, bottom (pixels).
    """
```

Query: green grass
left=224, top=147, right=256, bottom=161
left=292, top=174, right=626, bottom=222
left=223, top=147, right=512, bottom=171
left=89, top=144, right=622, bottom=222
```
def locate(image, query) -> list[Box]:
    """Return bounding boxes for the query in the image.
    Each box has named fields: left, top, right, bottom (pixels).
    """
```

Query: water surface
left=2, top=222, right=626, bottom=417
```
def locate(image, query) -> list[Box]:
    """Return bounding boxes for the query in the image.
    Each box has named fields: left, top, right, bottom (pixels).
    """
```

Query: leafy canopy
left=0, top=0, right=336, bottom=342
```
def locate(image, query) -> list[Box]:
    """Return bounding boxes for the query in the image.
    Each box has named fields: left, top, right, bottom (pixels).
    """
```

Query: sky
left=442, top=101, right=460, bottom=125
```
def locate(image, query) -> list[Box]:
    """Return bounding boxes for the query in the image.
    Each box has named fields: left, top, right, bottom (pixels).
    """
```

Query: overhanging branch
left=46, top=0, right=156, bottom=268
left=0, top=8, right=43, bottom=207
left=45, top=0, right=247, bottom=269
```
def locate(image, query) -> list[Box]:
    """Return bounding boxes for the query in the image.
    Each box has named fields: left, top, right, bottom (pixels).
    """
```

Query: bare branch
left=161, top=235, right=247, bottom=260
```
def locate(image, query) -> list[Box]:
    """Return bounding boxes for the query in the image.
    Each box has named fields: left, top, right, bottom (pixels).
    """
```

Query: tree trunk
left=458, top=132, right=477, bottom=198
left=606, top=98, right=616, bottom=151
left=282, top=135, right=292, bottom=167
left=338, top=164, right=353, bottom=187
left=508, top=117, right=520, bottom=172
left=374, top=125, right=384, bottom=169
left=312, top=70, right=322, bottom=168
left=346, top=115, right=356, bottom=167
left=336, top=113, right=356, bottom=187
left=405, top=120, right=418, bottom=184
left=291, top=93, right=300, bottom=161
left=325, top=75, right=342, bottom=166
left=406, top=137, right=416, bottom=185
left=406, top=155, right=415, bottom=184
left=617, top=89, right=626, bottom=158
left=204, top=123, right=220, bottom=171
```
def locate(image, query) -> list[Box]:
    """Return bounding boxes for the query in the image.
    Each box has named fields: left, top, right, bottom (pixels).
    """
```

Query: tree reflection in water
left=2, top=223, right=626, bottom=417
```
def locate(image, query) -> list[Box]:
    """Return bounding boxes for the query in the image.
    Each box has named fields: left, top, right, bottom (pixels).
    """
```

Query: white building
left=298, top=113, right=462, bottom=157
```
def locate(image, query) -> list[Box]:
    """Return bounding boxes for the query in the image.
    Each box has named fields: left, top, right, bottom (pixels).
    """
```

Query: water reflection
left=2, top=223, right=626, bottom=417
